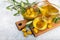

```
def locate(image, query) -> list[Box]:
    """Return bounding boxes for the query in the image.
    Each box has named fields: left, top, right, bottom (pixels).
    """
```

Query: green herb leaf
left=57, top=17, right=60, bottom=20
left=14, top=13, right=18, bottom=16
left=53, top=17, right=60, bottom=23
left=26, top=0, right=31, bottom=6
left=21, top=1, right=25, bottom=7
left=6, top=5, right=12, bottom=10
left=6, top=6, right=10, bottom=10
left=20, top=7, right=26, bottom=14
left=26, top=0, right=29, bottom=3
left=12, top=0, right=15, bottom=2
left=14, top=10, right=20, bottom=16
left=32, top=2, right=36, bottom=5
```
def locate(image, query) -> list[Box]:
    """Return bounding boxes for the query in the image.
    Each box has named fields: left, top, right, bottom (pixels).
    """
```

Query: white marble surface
left=0, top=0, right=60, bottom=40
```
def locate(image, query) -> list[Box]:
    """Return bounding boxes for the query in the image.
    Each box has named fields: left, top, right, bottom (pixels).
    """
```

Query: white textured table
left=0, top=0, right=60, bottom=40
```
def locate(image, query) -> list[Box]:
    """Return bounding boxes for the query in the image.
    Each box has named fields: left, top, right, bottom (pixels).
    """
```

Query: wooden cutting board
left=30, top=21, right=60, bottom=37
left=15, top=20, right=27, bottom=30
left=16, top=20, right=60, bottom=37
